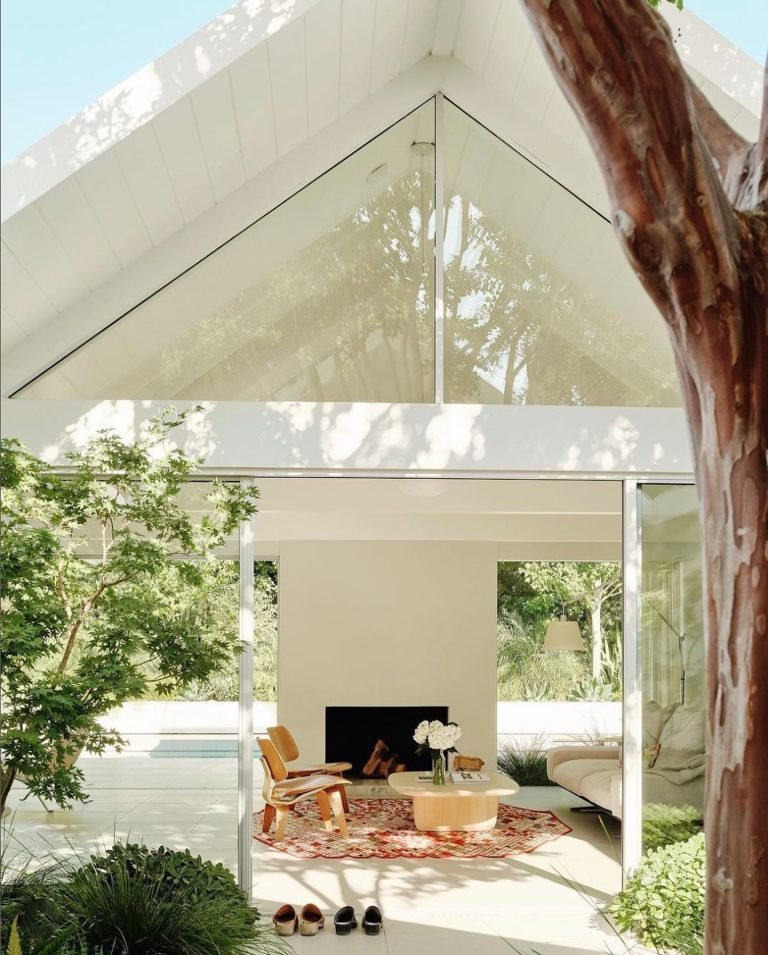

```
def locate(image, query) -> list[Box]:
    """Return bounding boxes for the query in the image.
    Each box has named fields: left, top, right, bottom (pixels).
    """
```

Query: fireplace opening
left=325, top=706, right=449, bottom=778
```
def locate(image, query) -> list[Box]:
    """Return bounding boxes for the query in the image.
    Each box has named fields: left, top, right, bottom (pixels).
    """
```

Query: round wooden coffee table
left=387, top=771, right=519, bottom=832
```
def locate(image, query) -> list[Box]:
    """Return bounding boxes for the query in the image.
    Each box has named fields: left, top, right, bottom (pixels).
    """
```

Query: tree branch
left=57, top=583, right=107, bottom=675
left=519, top=0, right=742, bottom=327
left=686, top=80, right=752, bottom=205
left=741, top=57, right=768, bottom=209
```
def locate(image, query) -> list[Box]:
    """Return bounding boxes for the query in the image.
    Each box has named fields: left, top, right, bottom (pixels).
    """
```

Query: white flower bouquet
left=413, top=719, right=462, bottom=785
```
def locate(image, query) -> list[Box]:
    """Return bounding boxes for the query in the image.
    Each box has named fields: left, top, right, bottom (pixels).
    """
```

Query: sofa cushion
left=580, top=770, right=621, bottom=816
left=550, top=757, right=620, bottom=794
left=550, top=757, right=621, bottom=815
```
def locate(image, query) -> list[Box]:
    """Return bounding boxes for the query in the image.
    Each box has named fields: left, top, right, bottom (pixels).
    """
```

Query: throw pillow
left=653, top=707, right=705, bottom=771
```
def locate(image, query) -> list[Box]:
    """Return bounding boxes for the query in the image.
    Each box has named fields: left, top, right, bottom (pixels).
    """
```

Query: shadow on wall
left=10, top=398, right=690, bottom=473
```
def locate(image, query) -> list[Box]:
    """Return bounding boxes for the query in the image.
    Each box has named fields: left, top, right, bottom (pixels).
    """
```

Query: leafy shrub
left=610, top=833, right=704, bottom=951
left=176, top=562, right=278, bottom=703
left=90, top=843, right=248, bottom=909
left=0, top=842, right=58, bottom=952
left=36, top=842, right=286, bottom=955
left=497, top=736, right=554, bottom=786
left=568, top=677, right=616, bottom=702
left=497, top=614, right=588, bottom=702
left=643, top=803, right=703, bottom=853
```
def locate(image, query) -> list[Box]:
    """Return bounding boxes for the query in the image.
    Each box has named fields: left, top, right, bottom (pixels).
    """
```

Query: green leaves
left=0, top=409, right=258, bottom=813
left=643, top=802, right=703, bottom=853
left=6, top=840, right=286, bottom=955
left=610, top=833, right=704, bottom=950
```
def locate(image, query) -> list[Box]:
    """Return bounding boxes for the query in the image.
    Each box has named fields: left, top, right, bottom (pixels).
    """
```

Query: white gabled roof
left=1, top=0, right=762, bottom=395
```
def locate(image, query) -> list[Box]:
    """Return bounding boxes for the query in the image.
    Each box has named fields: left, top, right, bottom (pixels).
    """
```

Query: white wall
left=278, top=541, right=498, bottom=767
left=1, top=398, right=694, bottom=475
left=99, top=701, right=278, bottom=735
left=497, top=702, right=621, bottom=742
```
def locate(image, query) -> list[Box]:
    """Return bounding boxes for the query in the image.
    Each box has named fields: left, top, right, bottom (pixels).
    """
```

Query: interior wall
left=277, top=540, right=498, bottom=767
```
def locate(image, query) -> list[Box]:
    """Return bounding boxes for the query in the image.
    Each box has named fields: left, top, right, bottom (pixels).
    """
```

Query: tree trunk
left=591, top=592, right=603, bottom=682
left=0, top=766, right=17, bottom=815
left=694, top=283, right=768, bottom=955
left=518, top=2, right=768, bottom=951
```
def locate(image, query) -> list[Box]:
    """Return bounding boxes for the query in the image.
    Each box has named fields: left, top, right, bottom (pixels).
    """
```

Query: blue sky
left=1, top=1, right=229, bottom=162
left=1, top=1, right=766, bottom=164
left=687, top=0, right=768, bottom=62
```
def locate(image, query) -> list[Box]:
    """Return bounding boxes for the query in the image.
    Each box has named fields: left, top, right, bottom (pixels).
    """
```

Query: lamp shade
left=544, top=617, right=584, bottom=651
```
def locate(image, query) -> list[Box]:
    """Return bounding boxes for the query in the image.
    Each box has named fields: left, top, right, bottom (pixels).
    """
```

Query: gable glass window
left=20, top=101, right=436, bottom=403
left=16, top=96, right=683, bottom=407
left=442, top=102, right=680, bottom=406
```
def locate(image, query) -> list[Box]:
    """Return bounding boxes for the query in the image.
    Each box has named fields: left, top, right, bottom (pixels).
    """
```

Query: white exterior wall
left=96, top=700, right=621, bottom=751
left=497, top=701, right=621, bottom=742
left=1, top=399, right=693, bottom=476
left=277, top=541, right=498, bottom=767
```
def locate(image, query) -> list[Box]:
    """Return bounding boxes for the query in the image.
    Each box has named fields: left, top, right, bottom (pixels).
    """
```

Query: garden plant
left=0, top=407, right=258, bottom=813
left=610, top=833, right=705, bottom=953
left=1, top=838, right=287, bottom=954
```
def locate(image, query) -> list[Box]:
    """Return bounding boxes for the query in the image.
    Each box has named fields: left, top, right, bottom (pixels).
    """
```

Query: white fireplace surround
left=277, top=540, right=498, bottom=768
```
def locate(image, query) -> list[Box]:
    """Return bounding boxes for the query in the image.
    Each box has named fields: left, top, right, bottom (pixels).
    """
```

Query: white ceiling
left=1, top=0, right=762, bottom=395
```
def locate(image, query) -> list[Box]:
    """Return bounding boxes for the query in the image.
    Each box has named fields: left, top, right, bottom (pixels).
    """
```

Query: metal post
left=237, top=482, right=255, bottom=896
left=622, top=479, right=643, bottom=877
left=434, top=91, right=446, bottom=405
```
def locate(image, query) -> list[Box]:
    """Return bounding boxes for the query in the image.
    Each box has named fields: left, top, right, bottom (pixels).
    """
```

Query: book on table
left=450, top=771, right=490, bottom=783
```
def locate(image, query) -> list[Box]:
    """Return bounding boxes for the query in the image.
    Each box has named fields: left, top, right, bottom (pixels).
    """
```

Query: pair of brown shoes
left=272, top=903, right=324, bottom=936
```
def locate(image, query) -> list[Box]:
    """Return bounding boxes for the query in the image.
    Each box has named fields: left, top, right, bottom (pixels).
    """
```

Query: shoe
left=334, top=905, right=358, bottom=935
left=300, top=903, right=326, bottom=936
left=272, top=904, right=298, bottom=936
left=362, top=905, right=383, bottom=936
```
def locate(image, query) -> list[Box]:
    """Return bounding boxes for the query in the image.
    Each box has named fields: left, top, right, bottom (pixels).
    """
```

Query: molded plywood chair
left=267, top=725, right=352, bottom=811
left=258, top=737, right=350, bottom=841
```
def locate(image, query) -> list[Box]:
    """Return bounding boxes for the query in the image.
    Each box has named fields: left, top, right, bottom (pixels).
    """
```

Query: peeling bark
left=519, top=2, right=768, bottom=952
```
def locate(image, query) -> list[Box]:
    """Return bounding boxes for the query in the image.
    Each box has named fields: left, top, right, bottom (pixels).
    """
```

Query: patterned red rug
left=253, top=798, right=571, bottom=859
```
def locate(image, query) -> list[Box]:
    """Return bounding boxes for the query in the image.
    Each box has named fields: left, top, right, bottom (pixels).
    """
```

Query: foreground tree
left=518, top=0, right=767, bottom=950
left=0, top=409, right=258, bottom=813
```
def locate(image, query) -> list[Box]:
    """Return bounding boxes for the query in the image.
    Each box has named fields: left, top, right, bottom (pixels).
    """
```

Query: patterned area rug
left=253, top=798, right=571, bottom=859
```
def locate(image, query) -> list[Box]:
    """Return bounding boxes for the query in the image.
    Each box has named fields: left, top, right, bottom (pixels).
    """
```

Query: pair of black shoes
left=334, top=905, right=383, bottom=936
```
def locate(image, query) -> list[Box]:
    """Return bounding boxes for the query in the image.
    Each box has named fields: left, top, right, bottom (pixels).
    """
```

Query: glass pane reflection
left=20, top=103, right=436, bottom=403
left=443, top=102, right=681, bottom=406
left=639, top=484, right=705, bottom=853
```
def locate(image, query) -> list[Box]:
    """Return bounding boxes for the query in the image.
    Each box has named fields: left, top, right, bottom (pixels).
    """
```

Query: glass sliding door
left=638, top=485, right=705, bottom=850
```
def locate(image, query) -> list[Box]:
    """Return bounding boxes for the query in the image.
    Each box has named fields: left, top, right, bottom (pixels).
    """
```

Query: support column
left=622, top=479, right=642, bottom=877
left=237, top=482, right=255, bottom=895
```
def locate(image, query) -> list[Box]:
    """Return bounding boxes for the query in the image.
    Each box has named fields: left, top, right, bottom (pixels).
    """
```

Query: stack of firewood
left=361, top=739, right=407, bottom=777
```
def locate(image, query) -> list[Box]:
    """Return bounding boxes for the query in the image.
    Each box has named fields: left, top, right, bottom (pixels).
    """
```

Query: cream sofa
left=547, top=705, right=705, bottom=818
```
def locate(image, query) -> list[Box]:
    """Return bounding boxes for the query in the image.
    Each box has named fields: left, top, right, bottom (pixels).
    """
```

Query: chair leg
left=316, top=790, right=333, bottom=831
left=329, top=787, right=349, bottom=839
left=274, top=806, right=289, bottom=841
left=262, top=803, right=276, bottom=834
left=330, top=771, right=350, bottom=811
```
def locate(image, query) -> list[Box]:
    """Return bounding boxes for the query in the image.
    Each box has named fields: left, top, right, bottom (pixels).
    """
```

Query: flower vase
left=431, top=752, right=446, bottom=786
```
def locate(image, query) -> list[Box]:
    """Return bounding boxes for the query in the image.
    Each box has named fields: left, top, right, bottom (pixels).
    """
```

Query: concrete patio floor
left=4, top=755, right=636, bottom=955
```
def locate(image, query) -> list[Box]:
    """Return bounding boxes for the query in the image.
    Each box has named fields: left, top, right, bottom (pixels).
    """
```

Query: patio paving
left=4, top=755, right=634, bottom=954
